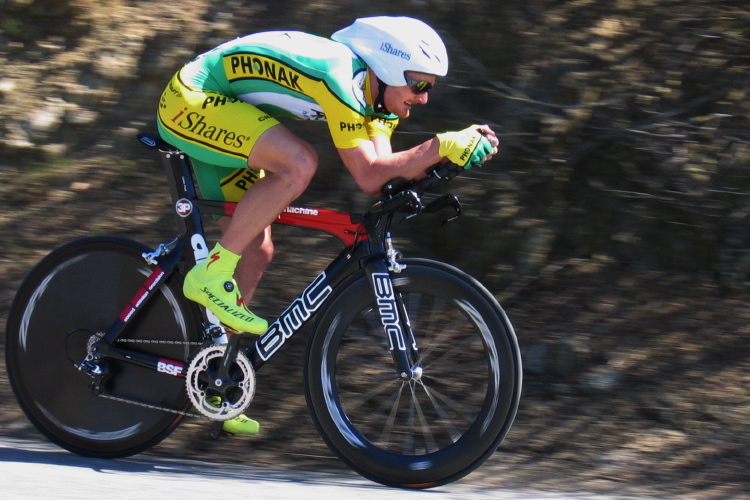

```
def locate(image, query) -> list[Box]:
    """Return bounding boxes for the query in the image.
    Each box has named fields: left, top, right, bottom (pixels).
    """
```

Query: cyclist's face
left=385, top=71, right=436, bottom=119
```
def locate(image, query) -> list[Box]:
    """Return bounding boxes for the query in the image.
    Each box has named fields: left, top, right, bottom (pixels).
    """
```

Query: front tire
left=5, top=237, right=201, bottom=458
left=304, top=259, right=522, bottom=488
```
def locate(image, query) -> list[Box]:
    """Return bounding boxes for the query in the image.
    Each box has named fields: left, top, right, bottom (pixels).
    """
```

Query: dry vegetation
left=1, top=0, right=748, bottom=497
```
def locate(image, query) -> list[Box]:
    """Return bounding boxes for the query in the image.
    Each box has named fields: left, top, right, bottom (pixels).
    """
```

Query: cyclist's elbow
left=353, top=176, right=385, bottom=197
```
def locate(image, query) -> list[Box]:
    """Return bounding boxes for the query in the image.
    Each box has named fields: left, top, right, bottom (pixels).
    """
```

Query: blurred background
left=0, top=0, right=748, bottom=496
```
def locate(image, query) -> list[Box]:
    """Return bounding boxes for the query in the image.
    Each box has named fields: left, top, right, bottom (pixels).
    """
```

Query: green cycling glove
left=436, top=126, right=494, bottom=169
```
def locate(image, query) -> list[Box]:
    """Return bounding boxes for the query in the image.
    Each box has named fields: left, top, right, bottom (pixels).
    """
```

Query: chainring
left=185, top=344, right=256, bottom=421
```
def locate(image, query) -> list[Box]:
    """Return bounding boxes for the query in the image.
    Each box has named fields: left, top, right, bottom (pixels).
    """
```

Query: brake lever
left=422, top=194, right=463, bottom=226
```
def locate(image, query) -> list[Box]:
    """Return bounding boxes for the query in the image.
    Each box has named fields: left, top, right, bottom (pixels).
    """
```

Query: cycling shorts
left=157, top=70, right=277, bottom=202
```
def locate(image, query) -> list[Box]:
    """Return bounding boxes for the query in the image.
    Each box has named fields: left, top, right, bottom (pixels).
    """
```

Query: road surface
left=0, top=436, right=653, bottom=499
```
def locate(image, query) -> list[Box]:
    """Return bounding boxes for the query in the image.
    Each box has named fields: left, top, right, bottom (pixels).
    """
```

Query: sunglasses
left=404, top=74, right=435, bottom=94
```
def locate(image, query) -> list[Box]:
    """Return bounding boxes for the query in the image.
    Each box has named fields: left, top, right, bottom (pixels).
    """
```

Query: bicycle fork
left=365, top=239, right=422, bottom=382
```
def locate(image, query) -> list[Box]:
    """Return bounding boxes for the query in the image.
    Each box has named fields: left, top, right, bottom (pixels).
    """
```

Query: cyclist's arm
left=338, top=138, right=442, bottom=197
left=369, top=135, right=392, bottom=157
left=318, top=87, right=441, bottom=195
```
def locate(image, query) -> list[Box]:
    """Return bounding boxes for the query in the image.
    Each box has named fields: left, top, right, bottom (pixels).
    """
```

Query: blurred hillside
left=1, top=0, right=749, bottom=291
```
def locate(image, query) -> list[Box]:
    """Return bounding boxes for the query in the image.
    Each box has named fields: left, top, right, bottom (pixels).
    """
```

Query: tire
left=5, top=236, right=201, bottom=458
left=304, top=259, right=522, bottom=488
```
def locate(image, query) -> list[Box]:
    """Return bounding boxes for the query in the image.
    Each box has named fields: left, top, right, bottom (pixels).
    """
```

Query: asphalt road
left=0, top=436, right=657, bottom=500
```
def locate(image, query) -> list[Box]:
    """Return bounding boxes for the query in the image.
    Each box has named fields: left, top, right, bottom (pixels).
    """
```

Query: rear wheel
left=5, top=237, right=201, bottom=457
left=305, top=259, right=522, bottom=488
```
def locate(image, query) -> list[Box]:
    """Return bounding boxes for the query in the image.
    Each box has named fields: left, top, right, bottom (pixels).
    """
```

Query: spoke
left=338, top=354, right=395, bottom=381
left=417, top=380, right=467, bottom=441
left=408, top=382, right=439, bottom=453
left=404, top=388, right=415, bottom=454
left=340, top=377, right=401, bottom=416
left=422, top=337, right=481, bottom=374
left=355, top=310, right=400, bottom=355
left=378, top=381, right=406, bottom=444
left=417, top=295, right=447, bottom=337
left=417, top=308, right=468, bottom=363
left=423, top=377, right=481, bottom=424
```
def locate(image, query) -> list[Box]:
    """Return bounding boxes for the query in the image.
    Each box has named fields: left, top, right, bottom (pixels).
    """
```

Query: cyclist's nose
left=414, top=92, right=429, bottom=104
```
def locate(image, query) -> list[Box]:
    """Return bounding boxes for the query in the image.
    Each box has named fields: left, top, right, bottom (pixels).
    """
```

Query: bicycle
left=5, top=133, right=522, bottom=489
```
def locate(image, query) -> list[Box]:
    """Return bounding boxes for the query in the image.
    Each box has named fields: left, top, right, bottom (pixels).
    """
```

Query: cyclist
left=156, top=16, right=499, bottom=435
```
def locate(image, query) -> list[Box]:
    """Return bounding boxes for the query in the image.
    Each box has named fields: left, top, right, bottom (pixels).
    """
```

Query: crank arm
left=209, top=420, right=224, bottom=440
left=215, top=332, right=243, bottom=382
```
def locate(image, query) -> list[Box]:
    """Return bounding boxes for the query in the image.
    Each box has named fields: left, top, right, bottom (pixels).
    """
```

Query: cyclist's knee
left=249, top=126, right=318, bottom=196
left=292, top=141, right=318, bottom=184
left=269, top=141, right=318, bottom=196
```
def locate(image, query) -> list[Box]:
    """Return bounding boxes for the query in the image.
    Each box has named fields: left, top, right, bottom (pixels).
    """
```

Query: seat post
left=160, top=149, right=205, bottom=240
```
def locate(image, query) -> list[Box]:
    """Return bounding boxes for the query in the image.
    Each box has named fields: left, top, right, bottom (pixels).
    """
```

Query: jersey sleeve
left=326, top=112, right=371, bottom=149
left=365, top=116, right=399, bottom=140
left=314, top=82, right=371, bottom=149
left=324, top=106, right=400, bottom=149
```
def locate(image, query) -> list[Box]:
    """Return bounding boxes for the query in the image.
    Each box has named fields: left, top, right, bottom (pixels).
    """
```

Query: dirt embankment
left=0, top=1, right=748, bottom=497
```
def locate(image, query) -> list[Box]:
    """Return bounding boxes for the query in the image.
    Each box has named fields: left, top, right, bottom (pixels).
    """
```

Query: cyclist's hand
left=436, top=125, right=497, bottom=169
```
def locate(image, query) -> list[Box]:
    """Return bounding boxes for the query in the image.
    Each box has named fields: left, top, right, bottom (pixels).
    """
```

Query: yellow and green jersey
left=179, top=30, right=399, bottom=149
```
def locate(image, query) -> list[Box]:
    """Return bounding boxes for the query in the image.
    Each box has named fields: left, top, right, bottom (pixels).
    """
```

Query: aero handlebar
left=369, top=162, right=465, bottom=219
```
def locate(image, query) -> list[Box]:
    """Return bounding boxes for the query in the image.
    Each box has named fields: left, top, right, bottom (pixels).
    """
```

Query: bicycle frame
left=87, top=145, right=420, bottom=390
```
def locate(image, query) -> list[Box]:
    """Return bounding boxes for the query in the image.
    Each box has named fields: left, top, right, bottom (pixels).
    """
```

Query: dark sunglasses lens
left=412, top=80, right=432, bottom=93
left=405, top=76, right=433, bottom=94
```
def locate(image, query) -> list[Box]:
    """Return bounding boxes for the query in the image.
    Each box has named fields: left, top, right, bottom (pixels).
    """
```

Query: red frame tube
left=222, top=203, right=367, bottom=247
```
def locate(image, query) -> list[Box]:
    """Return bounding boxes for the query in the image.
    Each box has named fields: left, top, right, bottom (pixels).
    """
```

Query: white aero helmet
left=332, top=16, right=449, bottom=87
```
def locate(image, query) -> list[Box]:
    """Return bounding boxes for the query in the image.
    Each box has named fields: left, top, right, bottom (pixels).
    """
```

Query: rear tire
left=305, top=259, right=522, bottom=488
left=5, top=237, right=201, bottom=458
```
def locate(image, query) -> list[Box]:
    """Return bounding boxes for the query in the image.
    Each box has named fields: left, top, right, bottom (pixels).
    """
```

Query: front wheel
left=304, top=259, right=522, bottom=488
left=5, top=236, right=201, bottom=458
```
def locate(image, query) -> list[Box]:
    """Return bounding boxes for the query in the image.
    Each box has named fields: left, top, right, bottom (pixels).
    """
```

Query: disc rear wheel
left=5, top=237, right=200, bottom=457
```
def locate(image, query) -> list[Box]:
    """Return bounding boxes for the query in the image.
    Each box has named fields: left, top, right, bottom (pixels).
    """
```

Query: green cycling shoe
left=221, top=413, right=261, bottom=436
left=183, top=243, right=268, bottom=334
left=201, top=396, right=261, bottom=436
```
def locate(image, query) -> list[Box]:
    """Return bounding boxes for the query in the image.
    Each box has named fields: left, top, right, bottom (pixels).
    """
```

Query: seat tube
left=364, top=258, right=419, bottom=380
left=160, top=150, right=204, bottom=239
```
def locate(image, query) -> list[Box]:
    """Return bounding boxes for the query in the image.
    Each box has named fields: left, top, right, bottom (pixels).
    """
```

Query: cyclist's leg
left=157, top=71, right=319, bottom=245
left=157, top=70, right=317, bottom=334
left=217, top=219, right=273, bottom=306
left=191, top=160, right=274, bottom=307
left=219, top=124, right=318, bottom=256
left=156, top=73, right=278, bottom=435
left=193, top=123, right=318, bottom=311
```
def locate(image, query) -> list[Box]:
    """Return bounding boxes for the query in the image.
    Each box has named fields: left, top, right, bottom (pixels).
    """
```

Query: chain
left=97, top=392, right=213, bottom=420
left=115, top=338, right=205, bottom=346
left=94, top=338, right=220, bottom=420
